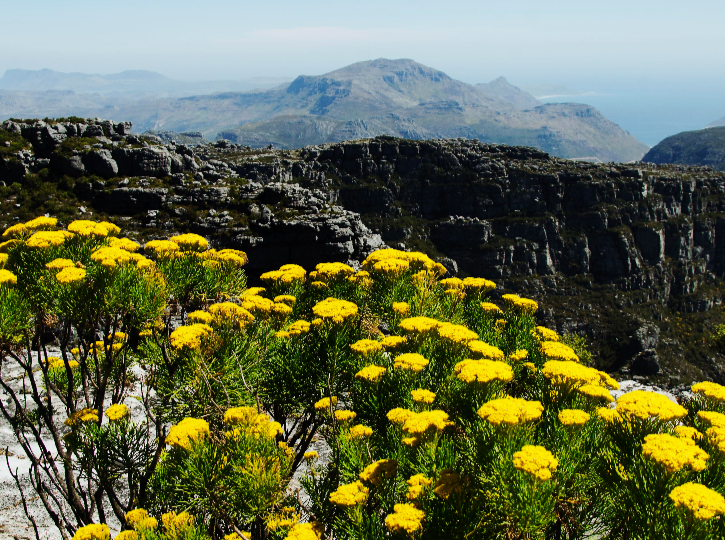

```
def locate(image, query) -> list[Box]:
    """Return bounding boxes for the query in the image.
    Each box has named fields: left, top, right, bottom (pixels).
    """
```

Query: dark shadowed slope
left=643, top=127, right=725, bottom=171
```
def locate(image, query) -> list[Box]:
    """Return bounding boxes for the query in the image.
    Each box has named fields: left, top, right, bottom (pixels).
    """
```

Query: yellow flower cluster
left=359, top=459, right=398, bottom=486
left=436, top=323, right=479, bottom=345
left=462, top=277, right=496, bottom=294
left=162, top=511, right=195, bottom=539
left=187, top=310, right=213, bottom=324
left=108, top=237, right=141, bottom=252
left=166, top=417, right=210, bottom=450
left=363, top=248, right=436, bottom=273
left=71, top=524, right=110, bottom=540
left=349, top=424, right=373, bottom=439
left=513, top=445, right=558, bottom=481
left=304, top=450, right=318, bottom=460
left=385, top=504, right=425, bottom=535
left=91, top=246, right=148, bottom=269
left=411, top=388, right=436, bottom=404
left=0, top=269, right=17, bottom=286
left=374, top=258, right=410, bottom=275
left=350, top=339, right=383, bottom=356
left=241, top=294, right=275, bottom=316
left=675, top=426, right=703, bottom=441
left=115, top=532, right=137, bottom=540
left=329, top=480, right=369, bottom=506
left=284, top=522, right=324, bottom=540
left=381, top=335, right=407, bottom=350
left=394, top=353, right=429, bottom=373
left=542, top=360, right=602, bottom=388
left=355, top=365, right=387, bottom=382
left=105, top=404, right=130, bottom=421
left=392, top=302, right=410, bottom=316
left=398, top=316, right=443, bottom=334
left=169, top=233, right=208, bottom=252
left=288, top=320, right=311, bottom=336
left=509, top=349, right=529, bottom=363
left=402, top=410, right=453, bottom=437
left=477, top=397, right=544, bottom=426
left=433, top=469, right=463, bottom=499
left=533, top=326, right=559, bottom=342
left=641, top=434, right=708, bottom=473
left=145, top=240, right=180, bottom=256
left=274, top=294, right=296, bottom=306
left=68, top=220, right=120, bottom=237
left=224, top=406, right=283, bottom=439
left=406, top=474, right=432, bottom=500
left=501, top=293, right=538, bottom=315
left=208, top=302, right=255, bottom=328
left=169, top=324, right=213, bottom=350
left=335, top=410, right=357, bottom=423
left=125, top=509, right=158, bottom=530
left=65, top=408, right=99, bottom=426
left=615, top=390, right=687, bottom=422
left=387, top=408, right=415, bottom=425
left=260, top=264, right=307, bottom=284
left=578, top=384, right=614, bottom=403
left=558, top=409, right=591, bottom=427
left=669, top=482, right=725, bottom=521
left=314, top=397, right=337, bottom=411
left=454, top=359, right=513, bottom=385
left=692, top=381, right=725, bottom=403
left=312, top=297, right=358, bottom=324
left=27, top=230, right=73, bottom=248
left=311, top=262, right=354, bottom=282
left=202, top=248, right=248, bottom=267
left=467, top=341, right=505, bottom=361
left=540, top=341, right=579, bottom=362
left=480, top=302, right=503, bottom=316
left=46, top=258, right=75, bottom=270
left=48, top=357, right=79, bottom=370
left=55, top=266, right=86, bottom=284
left=697, top=411, right=725, bottom=428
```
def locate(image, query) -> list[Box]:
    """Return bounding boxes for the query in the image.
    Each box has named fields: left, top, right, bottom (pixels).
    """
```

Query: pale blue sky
left=2, top=0, right=723, bottom=88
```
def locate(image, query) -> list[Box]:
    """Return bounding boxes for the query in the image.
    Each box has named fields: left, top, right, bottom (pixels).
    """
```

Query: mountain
left=0, top=68, right=290, bottom=97
left=642, top=127, right=725, bottom=171
left=709, top=116, right=725, bottom=128
left=0, top=60, right=649, bottom=162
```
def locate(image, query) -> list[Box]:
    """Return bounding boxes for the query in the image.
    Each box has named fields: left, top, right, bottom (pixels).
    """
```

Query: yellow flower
left=48, top=357, right=79, bottom=370
left=393, top=302, right=410, bottom=316
left=241, top=295, right=275, bottom=316
left=477, top=397, right=544, bottom=426
left=169, top=233, right=208, bottom=251
left=284, top=522, right=324, bottom=540
left=169, top=324, right=213, bottom=350
left=454, top=359, right=513, bottom=384
left=329, top=481, right=368, bottom=507
left=115, top=531, right=137, bottom=540
left=205, top=248, right=248, bottom=267
left=224, top=406, right=282, bottom=438
left=208, top=302, right=255, bottom=327
left=373, top=258, right=410, bottom=275
left=393, top=352, right=430, bottom=373
left=542, top=360, right=601, bottom=388
left=387, top=408, right=416, bottom=425
left=314, top=262, right=355, bottom=281
left=402, top=410, right=453, bottom=436
left=513, top=445, right=558, bottom=481
left=540, top=341, right=579, bottom=362
left=480, top=302, right=503, bottom=316
left=108, top=237, right=141, bottom=252
left=398, top=316, right=443, bottom=334
left=46, top=258, right=75, bottom=271
left=260, top=264, right=307, bottom=284
left=25, top=216, right=58, bottom=231
left=350, top=339, right=383, bottom=356
left=144, top=240, right=180, bottom=255
left=166, top=417, right=210, bottom=450
left=288, top=320, right=311, bottom=336
left=162, top=512, right=195, bottom=539
left=335, top=410, right=357, bottom=423
left=125, top=509, right=152, bottom=529
left=462, top=277, right=496, bottom=294
left=509, top=349, right=529, bottom=363
left=533, top=326, right=559, bottom=342
left=304, top=450, right=318, bottom=460
left=349, top=424, right=373, bottom=439
left=501, top=293, right=538, bottom=315
left=697, top=411, right=725, bottom=428
left=272, top=302, right=293, bottom=316
left=692, top=381, right=725, bottom=403
left=27, top=230, right=73, bottom=248
left=355, top=365, right=387, bottom=382
left=433, top=469, right=463, bottom=499
left=91, top=246, right=147, bottom=268
left=243, top=287, right=266, bottom=297
left=598, top=371, right=620, bottom=390
left=381, top=335, right=407, bottom=350
left=578, top=384, right=614, bottom=403
left=72, top=524, right=110, bottom=540
left=274, top=294, right=296, bottom=306
left=597, top=407, right=621, bottom=423
left=385, top=504, right=425, bottom=536
left=707, top=426, right=725, bottom=454
left=2, top=223, right=29, bottom=238
left=411, top=388, right=436, bottom=404
left=558, top=409, right=591, bottom=427
left=68, top=220, right=119, bottom=237
left=65, top=408, right=99, bottom=427
left=359, top=459, right=397, bottom=487
left=406, top=474, right=432, bottom=500
left=675, top=426, right=703, bottom=441
left=642, top=433, right=708, bottom=473
left=436, top=323, right=479, bottom=345
left=440, top=277, right=463, bottom=290
left=314, top=396, right=337, bottom=411
left=105, top=404, right=130, bottom=421
left=187, top=310, right=213, bottom=324
left=467, top=341, right=505, bottom=361
left=0, top=269, right=17, bottom=286
left=311, top=297, right=358, bottom=324
left=616, top=390, right=687, bottom=422
left=669, top=482, right=725, bottom=521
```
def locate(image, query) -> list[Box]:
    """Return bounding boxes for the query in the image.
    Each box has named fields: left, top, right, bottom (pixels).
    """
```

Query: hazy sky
left=3, top=0, right=723, bottom=89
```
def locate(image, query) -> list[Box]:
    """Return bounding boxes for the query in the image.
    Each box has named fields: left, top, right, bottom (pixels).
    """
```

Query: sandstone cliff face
left=2, top=119, right=725, bottom=385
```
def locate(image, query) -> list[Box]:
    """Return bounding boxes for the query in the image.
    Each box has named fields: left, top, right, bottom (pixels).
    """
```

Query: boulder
left=83, top=149, right=118, bottom=178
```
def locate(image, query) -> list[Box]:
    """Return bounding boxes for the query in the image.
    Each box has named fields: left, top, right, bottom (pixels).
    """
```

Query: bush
left=1, top=220, right=725, bottom=540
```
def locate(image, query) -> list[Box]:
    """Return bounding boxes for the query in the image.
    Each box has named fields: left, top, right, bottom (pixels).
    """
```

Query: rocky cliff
left=2, top=118, right=725, bottom=387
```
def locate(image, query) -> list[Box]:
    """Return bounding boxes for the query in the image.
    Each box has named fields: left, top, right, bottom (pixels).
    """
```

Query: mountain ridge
left=643, top=127, right=725, bottom=171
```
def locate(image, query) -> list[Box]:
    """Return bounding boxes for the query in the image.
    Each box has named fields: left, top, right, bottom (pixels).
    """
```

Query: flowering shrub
left=2, top=222, right=725, bottom=540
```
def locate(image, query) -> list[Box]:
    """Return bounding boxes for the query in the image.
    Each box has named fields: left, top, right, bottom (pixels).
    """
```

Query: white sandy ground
left=0, top=350, right=681, bottom=540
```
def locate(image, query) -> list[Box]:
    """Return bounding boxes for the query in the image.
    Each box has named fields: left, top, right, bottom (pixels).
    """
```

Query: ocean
left=539, top=86, right=724, bottom=149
